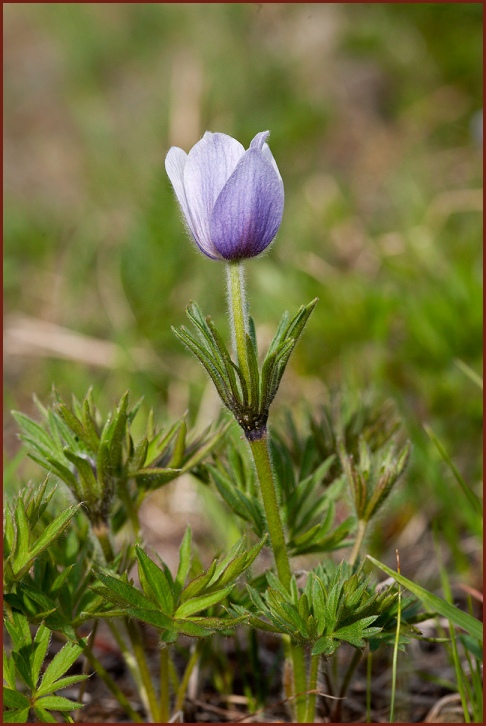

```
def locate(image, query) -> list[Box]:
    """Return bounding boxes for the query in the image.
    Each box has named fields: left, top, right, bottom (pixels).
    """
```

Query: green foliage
left=3, top=479, right=82, bottom=590
left=12, top=389, right=227, bottom=530
left=90, top=529, right=267, bottom=643
left=3, top=612, right=87, bottom=723
left=339, top=436, right=410, bottom=524
left=232, top=561, right=420, bottom=656
left=173, top=299, right=317, bottom=439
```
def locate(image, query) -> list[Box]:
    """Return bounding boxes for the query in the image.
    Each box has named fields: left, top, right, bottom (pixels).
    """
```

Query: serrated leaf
left=12, top=498, right=30, bottom=570
left=180, top=562, right=219, bottom=602
left=332, top=616, right=380, bottom=647
left=136, top=546, right=174, bottom=615
left=11, top=411, right=59, bottom=455
left=56, top=404, right=91, bottom=451
left=93, top=571, right=158, bottom=611
left=132, top=467, right=181, bottom=488
left=40, top=673, right=90, bottom=693
left=3, top=649, right=16, bottom=689
left=173, top=619, right=213, bottom=637
left=174, top=527, right=192, bottom=598
left=311, top=635, right=337, bottom=656
left=36, top=695, right=84, bottom=711
left=63, top=449, right=100, bottom=499
left=31, top=623, right=51, bottom=687
left=124, top=606, right=174, bottom=631
left=174, top=586, right=233, bottom=618
left=28, top=504, right=82, bottom=564
left=37, top=641, right=84, bottom=695
left=211, top=536, right=267, bottom=589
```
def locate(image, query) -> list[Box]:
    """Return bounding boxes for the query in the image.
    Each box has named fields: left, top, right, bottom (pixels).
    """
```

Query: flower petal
left=165, top=147, right=200, bottom=241
left=183, top=132, right=245, bottom=258
left=209, top=146, right=284, bottom=260
left=250, top=131, right=283, bottom=183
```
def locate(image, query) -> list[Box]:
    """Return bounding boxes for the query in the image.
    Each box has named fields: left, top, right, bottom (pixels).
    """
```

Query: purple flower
left=165, top=131, right=284, bottom=261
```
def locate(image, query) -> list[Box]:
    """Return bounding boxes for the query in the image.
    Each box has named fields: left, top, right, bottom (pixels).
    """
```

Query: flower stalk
left=226, top=261, right=251, bottom=384
left=228, top=264, right=310, bottom=722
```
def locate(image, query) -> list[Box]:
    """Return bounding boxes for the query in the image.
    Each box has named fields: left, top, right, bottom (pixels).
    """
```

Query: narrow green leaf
left=32, top=705, right=57, bottom=722
left=55, top=404, right=91, bottom=450
left=205, top=316, right=244, bottom=405
left=3, top=707, right=30, bottom=723
left=424, top=424, right=482, bottom=517
left=174, top=586, right=233, bottom=618
left=3, top=688, right=30, bottom=709
left=180, top=561, right=218, bottom=602
left=3, top=649, right=16, bottom=690
left=31, top=624, right=51, bottom=687
left=167, top=420, right=187, bottom=469
left=245, top=332, right=260, bottom=410
left=136, top=546, right=174, bottom=615
left=124, top=606, right=174, bottom=631
left=39, top=674, right=89, bottom=693
left=12, top=498, right=30, bottom=570
left=93, top=571, right=158, bottom=611
left=37, top=641, right=84, bottom=695
left=172, top=327, right=233, bottom=409
left=367, top=556, right=483, bottom=642
left=63, top=450, right=100, bottom=499
left=174, top=527, right=192, bottom=597
left=132, top=467, right=181, bottom=488
left=333, top=617, right=380, bottom=647
left=173, top=619, right=213, bottom=637
left=28, top=504, right=82, bottom=563
left=36, top=695, right=84, bottom=711
left=11, top=411, right=58, bottom=455
left=311, top=635, right=337, bottom=656
left=266, top=310, right=290, bottom=357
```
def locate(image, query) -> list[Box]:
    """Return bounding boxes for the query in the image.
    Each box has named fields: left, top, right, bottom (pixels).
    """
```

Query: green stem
left=366, top=650, right=372, bottom=723
left=125, top=619, right=161, bottom=722
left=249, top=434, right=307, bottom=722
left=348, top=518, right=367, bottom=567
left=305, top=653, right=320, bottom=723
left=159, top=645, right=170, bottom=722
left=332, top=647, right=363, bottom=721
left=389, top=586, right=402, bottom=723
left=174, top=642, right=201, bottom=713
left=78, top=637, right=143, bottom=722
left=119, top=478, right=141, bottom=537
left=249, top=435, right=292, bottom=585
left=92, top=521, right=115, bottom=562
left=226, top=261, right=250, bottom=381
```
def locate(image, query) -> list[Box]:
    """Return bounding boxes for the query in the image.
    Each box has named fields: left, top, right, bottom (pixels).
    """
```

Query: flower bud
left=165, top=131, right=284, bottom=261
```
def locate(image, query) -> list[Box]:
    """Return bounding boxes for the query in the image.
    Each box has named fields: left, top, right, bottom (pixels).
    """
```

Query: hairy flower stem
left=249, top=435, right=309, bottom=722
left=305, top=654, right=320, bottom=723
left=249, top=436, right=292, bottom=585
left=226, top=261, right=310, bottom=722
left=159, top=646, right=170, bottom=722
left=226, top=261, right=250, bottom=382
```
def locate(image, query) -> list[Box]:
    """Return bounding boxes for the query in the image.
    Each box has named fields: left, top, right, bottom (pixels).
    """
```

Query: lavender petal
left=183, top=132, right=245, bottom=257
left=209, top=147, right=284, bottom=260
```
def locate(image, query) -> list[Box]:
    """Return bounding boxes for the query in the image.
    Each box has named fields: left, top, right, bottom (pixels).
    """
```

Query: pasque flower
left=165, top=131, right=284, bottom=260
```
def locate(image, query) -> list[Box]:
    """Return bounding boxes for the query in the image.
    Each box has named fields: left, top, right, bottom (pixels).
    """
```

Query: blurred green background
left=4, top=4, right=482, bottom=568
